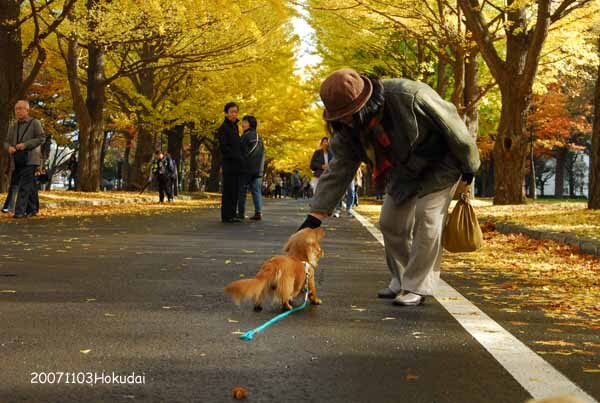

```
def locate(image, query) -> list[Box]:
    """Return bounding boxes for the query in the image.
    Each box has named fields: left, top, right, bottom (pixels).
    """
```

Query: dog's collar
left=303, top=261, right=316, bottom=272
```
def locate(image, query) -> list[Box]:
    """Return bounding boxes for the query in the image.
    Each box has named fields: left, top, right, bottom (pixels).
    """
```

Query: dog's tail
left=224, top=278, right=268, bottom=305
left=224, top=259, right=281, bottom=305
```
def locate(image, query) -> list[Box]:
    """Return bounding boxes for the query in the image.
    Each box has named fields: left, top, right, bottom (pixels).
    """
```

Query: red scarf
left=359, top=113, right=394, bottom=191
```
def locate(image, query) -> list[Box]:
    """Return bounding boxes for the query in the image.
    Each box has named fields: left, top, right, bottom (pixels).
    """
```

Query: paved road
left=0, top=200, right=597, bottom=402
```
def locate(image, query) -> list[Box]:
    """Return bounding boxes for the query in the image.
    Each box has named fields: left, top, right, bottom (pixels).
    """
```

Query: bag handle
left=459, top=190, right=471, bottom=203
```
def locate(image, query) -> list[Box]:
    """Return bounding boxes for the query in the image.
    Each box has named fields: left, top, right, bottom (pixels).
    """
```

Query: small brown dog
left=224, top=227, right=325, bottom=311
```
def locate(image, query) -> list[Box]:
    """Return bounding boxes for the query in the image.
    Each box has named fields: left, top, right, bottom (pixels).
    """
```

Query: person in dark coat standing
left=151, top=150, right=174, bottom=203
left=67, top=153, right=77, bottom=190
left=218, top=102, right=244, bottom=223
left=298, top=68, right=480, bottom=306
left=237, top=115, right=265, bottom=220
left=310, top=137, right=331, bottom=191
left=2, top=100, right=45, bottom=219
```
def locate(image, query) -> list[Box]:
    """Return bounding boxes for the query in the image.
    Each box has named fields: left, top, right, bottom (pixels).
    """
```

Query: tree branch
left=522, top=0, right=551, bottom=90
left=457, top=0, right=507, bottom=82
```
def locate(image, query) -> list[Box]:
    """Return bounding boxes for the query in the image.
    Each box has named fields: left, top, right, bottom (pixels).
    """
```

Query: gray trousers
left=379, top=182, right=458, bottom=296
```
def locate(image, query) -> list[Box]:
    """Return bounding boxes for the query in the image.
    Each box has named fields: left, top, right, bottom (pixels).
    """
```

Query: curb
left=493, top=222, right=600, bottom=258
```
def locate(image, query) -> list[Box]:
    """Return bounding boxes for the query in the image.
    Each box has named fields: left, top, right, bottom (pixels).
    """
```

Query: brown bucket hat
left=320, top=68, right=373, bottom=121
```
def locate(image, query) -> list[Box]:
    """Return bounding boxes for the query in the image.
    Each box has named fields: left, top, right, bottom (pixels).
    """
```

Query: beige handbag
left=443, top=192, right=484, bottom=253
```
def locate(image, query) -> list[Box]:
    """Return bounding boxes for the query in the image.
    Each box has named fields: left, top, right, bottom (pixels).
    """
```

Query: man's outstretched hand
left=298, top=214, right=324, bottom=231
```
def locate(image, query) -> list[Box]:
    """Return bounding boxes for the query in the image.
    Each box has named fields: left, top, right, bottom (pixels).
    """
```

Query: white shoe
left=1, top=208, right=9, bottom=213
left=393, top=291, right=426, bottom=306
left=333, top=211, right=340, bottom=218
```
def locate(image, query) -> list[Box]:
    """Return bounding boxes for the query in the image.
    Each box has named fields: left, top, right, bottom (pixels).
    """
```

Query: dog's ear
left=283, top=230, right=309, bottom=261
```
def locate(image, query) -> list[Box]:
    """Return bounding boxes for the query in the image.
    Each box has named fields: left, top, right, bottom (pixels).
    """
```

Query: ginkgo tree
left=58, top=0, right=291, bottom=191
left=458, top=0, right=599, bottom=204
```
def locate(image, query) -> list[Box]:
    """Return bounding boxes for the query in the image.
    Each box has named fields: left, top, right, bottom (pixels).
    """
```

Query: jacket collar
left=17, top=116, right=33, bottom=123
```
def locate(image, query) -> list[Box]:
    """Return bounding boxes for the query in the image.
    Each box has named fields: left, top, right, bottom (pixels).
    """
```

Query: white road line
left=351, top=210, right=597, bottom=403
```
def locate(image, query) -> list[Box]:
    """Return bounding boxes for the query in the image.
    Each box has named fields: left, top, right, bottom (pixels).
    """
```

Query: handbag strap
left=247, top=132, right=260, bottom=156
left=16, top=119, right=34, bottom=144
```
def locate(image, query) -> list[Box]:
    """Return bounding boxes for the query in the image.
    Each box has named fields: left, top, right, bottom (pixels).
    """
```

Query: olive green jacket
left=311, top=79, right=481, bottom=214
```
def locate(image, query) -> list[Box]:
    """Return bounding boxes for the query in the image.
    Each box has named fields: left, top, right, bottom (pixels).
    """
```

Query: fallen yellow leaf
left=534, top=340, right=576, bottom=347
left=80, top=349, right=91, bottom=354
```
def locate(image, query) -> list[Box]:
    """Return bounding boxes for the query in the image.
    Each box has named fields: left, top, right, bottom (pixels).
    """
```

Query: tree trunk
left=130, top=125, right=155, bottom=190
left=589, top=36, right=600, bottom=209
left=492, top=84, right=529, bottom=204
left=206, top=137, right=221, bottom=192
left=436, top=54, right=449, bottom=97
left=129, top=68, right=155, bottom=190
left=463, top=50, right=480, bottom=140
left=189, top=133, right=201, bottom=192
left=0, top=0, right=22, bottom=192
left=100, top=130, right=110, bottom=182
left=128, top=44, right=158, bottom=191
left=566, top=152, right=577, bottom=198
left=167, top=124, right=184, bottom=194
left=451, top=51, right=465, bottom=111
left=554, top=148, right=567, bottom=197
left=77, top=39, right=105, bottom=192
left=122, top=130, right=132, bottom=187
left=167, top=125, right=184, bottom=172
left=461, top=49, right=480, bottom=197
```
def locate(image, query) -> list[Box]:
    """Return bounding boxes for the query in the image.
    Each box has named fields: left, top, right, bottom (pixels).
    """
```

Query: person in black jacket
left=218, top=102, right=244, bottom=223
left=309, top=137, right=331, bottom=182
left=237, top=115, right=265, bottom=220
left=151, top=150, right=175, bottom=203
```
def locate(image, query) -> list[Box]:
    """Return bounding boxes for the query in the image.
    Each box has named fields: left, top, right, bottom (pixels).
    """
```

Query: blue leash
left=240, top=264, right=311, bottom=341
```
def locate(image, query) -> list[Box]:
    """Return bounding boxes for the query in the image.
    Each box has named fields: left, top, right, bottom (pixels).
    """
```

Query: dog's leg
left=278, top=276, right=294, bottom=311
left=308, top=268, right=322, bottom=305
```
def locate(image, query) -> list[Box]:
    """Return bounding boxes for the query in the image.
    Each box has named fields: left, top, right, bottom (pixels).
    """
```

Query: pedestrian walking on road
left=298, top=68, right=480, bottom=306
left=273, top=174, right=283, bottom=199
left=291, top=169, right=302, bottom=199
left=67, top=153, right=77, bottom=190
